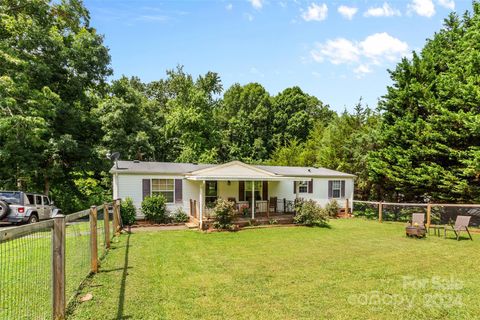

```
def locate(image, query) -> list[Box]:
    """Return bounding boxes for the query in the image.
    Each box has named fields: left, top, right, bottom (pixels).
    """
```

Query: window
left=43, top=196, right=50, bottom=205
left=245, top=181, right=263, bottom=201
left=152, top=179, right=174, bottom=203
left=205, top=181, right=217, bottom=207
left=26, top=194, right=34, bottom=205
left=35, top=195, right=42, bottom=205
left=298, top=181, right=308, bottom=193
left=332, top=180, right=342, bottom=198
left=0, top=192, right=21, bottom=204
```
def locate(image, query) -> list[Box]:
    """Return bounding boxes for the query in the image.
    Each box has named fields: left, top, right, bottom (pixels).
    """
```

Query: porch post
left=199, top=181, right=205, bottom=228
left=252, top=181, right=255, bottom=219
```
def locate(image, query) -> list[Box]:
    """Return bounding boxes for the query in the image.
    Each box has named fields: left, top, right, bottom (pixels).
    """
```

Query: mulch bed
left=129, top=220, right=186, bottom=228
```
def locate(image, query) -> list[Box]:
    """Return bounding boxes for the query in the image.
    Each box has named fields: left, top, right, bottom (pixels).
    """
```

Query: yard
left=69, top=219, right=480, bottom=320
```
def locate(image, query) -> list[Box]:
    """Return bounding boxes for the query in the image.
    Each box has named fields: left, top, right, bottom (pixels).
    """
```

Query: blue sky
left=84, top=0, right=472, bottom=112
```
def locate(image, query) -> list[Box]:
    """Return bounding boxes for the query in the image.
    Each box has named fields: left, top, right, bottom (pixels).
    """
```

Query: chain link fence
left=0, top=201, right=120, bottom=319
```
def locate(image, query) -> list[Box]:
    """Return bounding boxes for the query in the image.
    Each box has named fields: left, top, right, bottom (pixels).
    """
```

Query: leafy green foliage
left=294, top=199, right=329, bottom=227
left=0, top=0, right=111, bottom=212
left=324, top=200, right=340, bottom=218
left=141, top=195, right=167, bottom=223
left=212, top=199, right=235, bottom=229
left=121, top=197, right=137, bottom=226
left=172, top=207, right=189, bottom=223
left=368, top=5, right=480, bottom=202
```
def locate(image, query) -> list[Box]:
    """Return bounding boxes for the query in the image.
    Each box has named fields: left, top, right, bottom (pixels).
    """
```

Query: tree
left=368, top=5, right=480, bottom=202
left=271, top=86, right=334, bottom=147
left=95, top=77, right=156, bottom=161
left=0, top=0, right=111, bottom=211
left=218, top=83, right=273, bottom=162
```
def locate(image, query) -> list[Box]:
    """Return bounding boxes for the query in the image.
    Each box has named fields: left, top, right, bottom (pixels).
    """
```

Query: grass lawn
left=69, top=219, right=480, bottom=320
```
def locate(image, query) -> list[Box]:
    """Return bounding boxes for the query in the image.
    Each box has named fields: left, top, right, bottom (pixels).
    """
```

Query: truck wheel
left=0, top=200, right=9, bottom=219
left=28, top=214, right=39, bottom=224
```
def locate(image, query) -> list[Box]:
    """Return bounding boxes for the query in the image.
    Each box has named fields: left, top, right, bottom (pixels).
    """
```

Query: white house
left=111, top=160, right=355, bottom=225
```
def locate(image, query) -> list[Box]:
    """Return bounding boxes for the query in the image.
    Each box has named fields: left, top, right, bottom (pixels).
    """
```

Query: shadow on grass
left=115, top=232, right=131, bottom=320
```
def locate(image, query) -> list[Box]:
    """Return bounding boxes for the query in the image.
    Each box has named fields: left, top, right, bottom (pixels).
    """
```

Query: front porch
left=188, top=196, right=297, bottom=227
left=184, top=161, right=307, bottom=228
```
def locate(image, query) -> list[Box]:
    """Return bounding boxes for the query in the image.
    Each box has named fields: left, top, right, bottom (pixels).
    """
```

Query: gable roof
left=186, top=161, right=278, bottom=180
left=110, top=160, right=355, bottom=178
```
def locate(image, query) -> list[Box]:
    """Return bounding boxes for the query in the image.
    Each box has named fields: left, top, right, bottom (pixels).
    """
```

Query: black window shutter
left=239, top=181, right=245, bottom=201
left=175, top=179, right=183, bottom=203
left=293, top=181, right=297, bottom=194
left=328, top=181, right=333, bottom=198
left=341, top=180, right=346, bottom=198
left=262, top=181, right=268, bottom=200
left=308, top=179, right=313, bottom=193
left=142, top=179, right=151, bottom=200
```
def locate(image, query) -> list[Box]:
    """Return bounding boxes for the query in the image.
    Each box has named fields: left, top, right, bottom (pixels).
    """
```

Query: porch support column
left=295, top=180, right=299, bottom=199
left=199, top=180, right=205, bottom=228
left=252, top=181, right=255, bottom=220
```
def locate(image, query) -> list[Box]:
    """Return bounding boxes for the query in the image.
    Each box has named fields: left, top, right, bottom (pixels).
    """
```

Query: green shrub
left=173, top=207, right=189, bottom=223
left=121, top=197, right=137, bottom=225
left=212, top=199, right=235, bottom=229
left=324, top=199, right=340, bottom=218
left=294, top=199, right=329, bottom=227
left=141, top=195, right=167, bottom=223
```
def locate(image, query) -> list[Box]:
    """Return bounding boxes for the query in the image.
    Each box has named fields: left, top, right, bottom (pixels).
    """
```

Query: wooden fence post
left=112, top=200, right=119, bottom=235
left=426, top=203, right=432, bottom=228
left=103, top=203, right=110, bottom=249
left=345, top=199, right=350, bottom=215
left=52, top=214, right=66, bottom=320
left=378, top=202, right=383, bottom=223
left=90, top=206, right=98, bottom=273
left=115, top=199, right=122, bottom=235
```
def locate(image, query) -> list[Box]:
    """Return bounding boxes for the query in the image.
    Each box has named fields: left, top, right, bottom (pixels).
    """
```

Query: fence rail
left=0, top=199, right=122, bottom=320
left=353, top=200, right=480, bottom=227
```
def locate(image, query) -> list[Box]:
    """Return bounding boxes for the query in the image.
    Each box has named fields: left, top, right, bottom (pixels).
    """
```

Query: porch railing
left=201, top=198, right=296, bottom=219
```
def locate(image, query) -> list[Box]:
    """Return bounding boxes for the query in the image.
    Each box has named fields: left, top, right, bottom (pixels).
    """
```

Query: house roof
left=111, top=160, right=355, bottom=178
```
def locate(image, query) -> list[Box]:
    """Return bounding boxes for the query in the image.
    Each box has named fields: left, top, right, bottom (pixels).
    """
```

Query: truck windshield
left=0, top=192, right=21, bottom=204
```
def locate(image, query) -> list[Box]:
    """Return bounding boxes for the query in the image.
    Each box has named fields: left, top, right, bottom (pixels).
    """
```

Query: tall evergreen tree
left=369, top=4, right=480, bottom=202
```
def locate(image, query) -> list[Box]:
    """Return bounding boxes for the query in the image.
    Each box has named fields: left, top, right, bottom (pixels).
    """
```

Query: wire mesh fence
left=0, top=221, right=53, bottom=320
left=353, top=201, right=480, bottom=229
left=0, top=200, right=120, bottom=320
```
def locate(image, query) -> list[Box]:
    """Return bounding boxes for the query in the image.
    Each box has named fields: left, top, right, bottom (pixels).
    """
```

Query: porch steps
left=185, top=222, right=199, bottom=229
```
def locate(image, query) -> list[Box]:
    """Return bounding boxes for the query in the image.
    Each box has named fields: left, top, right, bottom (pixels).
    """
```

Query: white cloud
left=302, top=3, right=328, bottom=22
left=311, top=38, right=360, bottom=64
left=364, top=2, right=401, bottom=17
left=408, top=0, right=435, bottom=17
left=338, top=5, right=358, bottom=20
left=354, top=64, right=372, bottom=75
left=226, top=3, right=233, bottom=11
left=311, top=32, right=409, bottom=76
left=437, top=0, right=455, bottom=10
left=360, top=32, right=409, bottom=62
left=249, top=0, right=263, bottom=10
